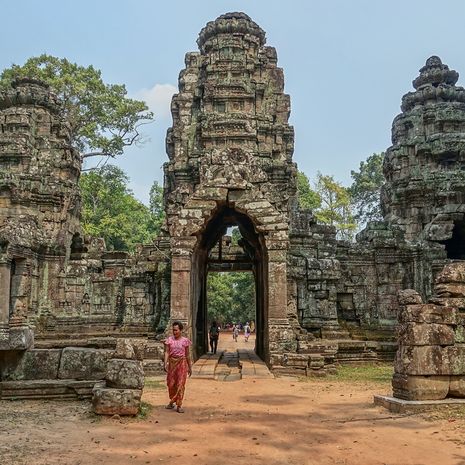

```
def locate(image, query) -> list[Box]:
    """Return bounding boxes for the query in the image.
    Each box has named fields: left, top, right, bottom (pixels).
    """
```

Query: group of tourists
left=162, top=319, right=255, bottom=413
left=232, top=321, right=252, bottom=342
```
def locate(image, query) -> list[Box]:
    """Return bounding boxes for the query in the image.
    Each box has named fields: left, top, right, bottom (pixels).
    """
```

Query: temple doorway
left=191, top=205, right=268, bottom=361
left=206, top=270, right=256, bottom=353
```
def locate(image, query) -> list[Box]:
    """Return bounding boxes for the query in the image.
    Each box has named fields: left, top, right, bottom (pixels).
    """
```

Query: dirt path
left=1, top=370, right=465, bottom=465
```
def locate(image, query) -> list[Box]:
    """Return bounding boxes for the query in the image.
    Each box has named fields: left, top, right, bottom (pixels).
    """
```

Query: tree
left=349, top=152, right=385, bottom=226
left=149, top=181, right=165, bottom=236
left=0, top=54, right=153, bottom=165
left=314, top=172, right=356, bottom=241
left=80, top=165, right=155, bottom=251
left=297, top=171, right=321, bottom=210
left=207, top=272, right=255, bottom=326
left=207, top=273, right=235, bottom=325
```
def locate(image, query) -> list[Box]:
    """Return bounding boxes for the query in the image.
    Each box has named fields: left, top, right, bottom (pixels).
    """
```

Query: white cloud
left=135, top=83, right=177, bottom=120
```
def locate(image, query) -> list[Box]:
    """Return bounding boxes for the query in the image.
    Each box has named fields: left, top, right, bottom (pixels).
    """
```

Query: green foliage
left=207, top=272, right=255, bottom=325
left=149, top=181, right=165, bottom=236
left=299, top=363, right=393, bottom=384
left=144, top=378, right=165, bottom=390
left=0, top=54, right=153, bottom=162
left=297, top=171, right=321, bottom=210
left=329, top=363, right=393, bottom=384
left=314, top=172, right=356, bottom=241
left=137, top=401, right=154, bottom=420
left=80, top=165, right=158, bottom=251
left=349, top=152, right=385, bottom=225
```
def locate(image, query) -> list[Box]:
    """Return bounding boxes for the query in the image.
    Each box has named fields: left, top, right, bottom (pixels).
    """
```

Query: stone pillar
left=170, top=255, right=191, bottom=321
left=0, top=259, right=11, bottom=330
left=169, top=237, right=194, bottom=341
left=268, top=258, right=287, bottom=319
left=267, top=247, right=297, bottom=355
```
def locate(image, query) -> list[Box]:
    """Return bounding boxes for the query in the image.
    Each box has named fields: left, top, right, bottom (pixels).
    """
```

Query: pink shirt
left=165, top=336, right=192, bottom=358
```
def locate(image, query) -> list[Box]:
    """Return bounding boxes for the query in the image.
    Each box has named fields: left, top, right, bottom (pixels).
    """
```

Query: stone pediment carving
left=200, top=148, right=267, bottom=189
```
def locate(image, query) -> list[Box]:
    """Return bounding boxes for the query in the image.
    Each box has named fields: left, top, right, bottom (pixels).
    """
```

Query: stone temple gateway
left=164, top=13, right=297, bottom=361
left=1, top=13, right=465, bottom=397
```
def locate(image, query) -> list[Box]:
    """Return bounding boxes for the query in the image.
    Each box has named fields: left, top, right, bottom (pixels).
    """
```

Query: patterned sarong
left=167, top=356, right=189, bottom=407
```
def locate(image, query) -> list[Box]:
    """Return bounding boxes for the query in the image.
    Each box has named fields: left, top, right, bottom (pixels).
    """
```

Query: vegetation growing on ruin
left=80, top=165, right=163, bottom=251
left=0, top=54, right=153, bottom=166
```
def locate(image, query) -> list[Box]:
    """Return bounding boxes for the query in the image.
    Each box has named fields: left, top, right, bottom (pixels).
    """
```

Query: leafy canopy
left=0, top=54, right=153, bottom=163
left=297, top=171, right=321, bottom=210
left=314, top=172, right=356, bottom=241
left=207, top=272, right=255, bottom=326
left=349, top=152, right=385, bottom=226
left=80, top=165, right=160, bottom=251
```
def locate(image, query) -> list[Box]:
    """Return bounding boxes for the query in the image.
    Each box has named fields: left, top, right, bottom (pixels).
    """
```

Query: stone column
left=0, top=259, right=11, bottom=344
left=169, top=235, right=197, bottom=339
left=267, top=246, right=297, bottom=355
left=0, top=259, right=10, bottom=325
left=268, top=257, right=287, bottom=319
left=170, top=254, right=192, bottom=326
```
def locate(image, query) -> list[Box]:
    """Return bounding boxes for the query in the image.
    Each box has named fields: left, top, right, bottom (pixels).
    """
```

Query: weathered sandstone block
left=395, top=346, right=449, bottom=375
left=435, top=262, right=465, bottom=285
left=445, top=345, right=465, bottom=375
left=3, top=349, right=61, bottom=380
left=114, top=339, right=136, bottom=360
left=397, top=289, right=423, bottom=306
left=449, top=376, right=465, bottom=397
left=392, top=373, right=450, bottom=400
left=397, top=323, right=455, bottom=346
left=58, top=348, right=112, bottom=380
left=399, top=304, right=456, bottom=325
left=92, top=387, right=141, bottom=416
left=106, top=359, right=144, bottom=389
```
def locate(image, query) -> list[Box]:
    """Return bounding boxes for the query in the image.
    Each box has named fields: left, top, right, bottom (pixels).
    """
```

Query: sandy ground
left=1, top=338, right=465, bottom=465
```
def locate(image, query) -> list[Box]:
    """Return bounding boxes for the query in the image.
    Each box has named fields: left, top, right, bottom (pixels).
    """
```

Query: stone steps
left=191, top=349, right=273, bottom=381
left=143, top=358, right=164, bottom=375
left=0, top=379, right=103, bottom=400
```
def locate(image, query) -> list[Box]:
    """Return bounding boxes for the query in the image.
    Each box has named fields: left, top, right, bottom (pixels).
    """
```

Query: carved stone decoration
left=164, top=12, right=299, bottom=363
left=392, top=263, right=465, bottom=400
left=382, top=56, right=465, bottom=246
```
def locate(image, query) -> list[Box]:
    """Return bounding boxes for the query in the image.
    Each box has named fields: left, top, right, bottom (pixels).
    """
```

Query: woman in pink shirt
left=164, top=321, right=192, bottom=413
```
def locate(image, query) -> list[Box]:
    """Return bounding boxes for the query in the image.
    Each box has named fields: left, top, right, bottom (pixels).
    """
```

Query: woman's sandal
left=176, top=407, right=185, bottom=413
left=165, top=403, right=175, bottom=409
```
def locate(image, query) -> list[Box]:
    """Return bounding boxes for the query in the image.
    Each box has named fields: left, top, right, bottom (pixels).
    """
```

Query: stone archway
left=164, top=13, right=298, bottom=366
left=191, top=204, right=268, bottom=360
left=167, top=192, right=292, bottom=364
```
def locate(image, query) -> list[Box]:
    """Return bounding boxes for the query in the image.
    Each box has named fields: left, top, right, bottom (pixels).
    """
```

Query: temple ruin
left=1, top=13, right=465, bottom=397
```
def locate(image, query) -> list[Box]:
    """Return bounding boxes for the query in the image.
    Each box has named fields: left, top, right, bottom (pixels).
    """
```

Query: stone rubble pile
left=393, top=263, right=465, bottom=400
left=92, top=339, right=145, bottom=415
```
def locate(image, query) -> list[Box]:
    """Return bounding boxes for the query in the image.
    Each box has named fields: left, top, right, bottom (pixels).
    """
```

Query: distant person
left=244, top=322, right=251, bottom=342
left=232, top=323, right=239, bottom=342
left=164, top=321, right=192, bottom=413
left=209, top=320, right=220, bottom=354
left=250, top=320, right=255, bottom=333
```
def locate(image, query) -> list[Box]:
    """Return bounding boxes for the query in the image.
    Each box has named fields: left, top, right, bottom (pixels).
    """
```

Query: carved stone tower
left=382, top=56, right=465, bottom=256
left=164, top=13, right=297, bottom=361
left=0, top=78, right=81, bottom=348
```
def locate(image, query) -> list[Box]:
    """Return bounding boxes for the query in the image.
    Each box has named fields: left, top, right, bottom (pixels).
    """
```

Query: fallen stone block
left=399, top=304, right=456, bottom=325
left=58, top=347, right=112, bottom=380
left=392, top=373, right=450, bottom=400
left=397, top=322, right=455, bottom=346
left=394, top=346, right=449, bottom=376
left=92, top=387, right=142, bottom=416
left=398, top=289, right=423, bottom=306
left=449, top=376, right=465, bottom=397
left=3, top=349, right=61, bottom=380
left=106, top=359, right=144, bottom=389
left=114, top=339, right=136, bottom=360
left=446, top=345, right=465, bottom=375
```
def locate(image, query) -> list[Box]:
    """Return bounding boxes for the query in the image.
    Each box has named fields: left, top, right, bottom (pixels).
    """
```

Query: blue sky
left=2, top=0, right=465, bottom=204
